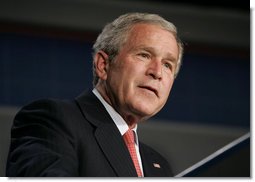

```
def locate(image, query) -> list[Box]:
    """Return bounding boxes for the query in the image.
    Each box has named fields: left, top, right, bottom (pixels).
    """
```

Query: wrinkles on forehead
left=120, top=24, right=179, bottom=61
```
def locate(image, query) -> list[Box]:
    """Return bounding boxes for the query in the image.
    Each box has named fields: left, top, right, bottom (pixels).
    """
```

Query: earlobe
left=94, top=51, right=109, bottom=81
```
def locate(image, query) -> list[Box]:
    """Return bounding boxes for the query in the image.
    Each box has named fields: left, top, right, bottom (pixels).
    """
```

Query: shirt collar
left=92, top=88, right=138, bottom=140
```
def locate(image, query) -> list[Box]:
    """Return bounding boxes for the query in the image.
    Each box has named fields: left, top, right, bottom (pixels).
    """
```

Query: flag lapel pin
left=153, top=163, right=161, bottom=168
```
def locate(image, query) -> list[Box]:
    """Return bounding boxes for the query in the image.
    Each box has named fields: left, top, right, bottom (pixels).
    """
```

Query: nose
left=146, top=59, right=162, bottom=80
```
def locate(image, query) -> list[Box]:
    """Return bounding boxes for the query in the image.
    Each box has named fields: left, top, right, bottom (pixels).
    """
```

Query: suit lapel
left=139, top=143, right=170, bottom=177
left=76, top=90, right=137, bottom=177
left=95, top=124, right=137, bottom=177
left=140, top=144, right=158, bottom=177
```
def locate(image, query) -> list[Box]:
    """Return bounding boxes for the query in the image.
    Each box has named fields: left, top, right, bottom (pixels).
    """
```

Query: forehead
left=123, top=23, right=179, bottom=58
left=127, top=23, right=174, bottom=38
left=126, top=23, right=177, bottom=45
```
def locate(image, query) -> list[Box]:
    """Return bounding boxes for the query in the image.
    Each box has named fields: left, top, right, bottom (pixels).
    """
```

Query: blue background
left=0, top=33, right=250, bottom=128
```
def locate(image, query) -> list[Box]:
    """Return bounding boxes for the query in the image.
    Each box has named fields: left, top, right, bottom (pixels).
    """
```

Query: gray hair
left=92, top=12, right=184, bottom=86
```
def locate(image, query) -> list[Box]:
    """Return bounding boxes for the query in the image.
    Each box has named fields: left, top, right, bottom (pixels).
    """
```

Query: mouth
left=138, top=86, right=159, bottom=97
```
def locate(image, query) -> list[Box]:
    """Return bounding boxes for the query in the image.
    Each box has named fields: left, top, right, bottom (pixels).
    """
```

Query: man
left=6, top=12, right=183, bottom=177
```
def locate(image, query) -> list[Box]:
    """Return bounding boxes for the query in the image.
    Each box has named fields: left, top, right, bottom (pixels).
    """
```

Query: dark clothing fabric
left=6, top=90, right=172, bottom=177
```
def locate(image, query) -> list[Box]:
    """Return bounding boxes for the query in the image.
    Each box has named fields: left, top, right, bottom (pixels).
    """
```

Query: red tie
left=123, top=129, right=143, bottom=177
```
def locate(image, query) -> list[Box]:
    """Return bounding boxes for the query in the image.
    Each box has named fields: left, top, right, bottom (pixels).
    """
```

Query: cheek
left=123, top=78, right=137, bottom=99
left=167, top=80, right=174, bottom=91
left=162, top=78, right=174, bottom=96
left=110, top=69, right=136, bottom=98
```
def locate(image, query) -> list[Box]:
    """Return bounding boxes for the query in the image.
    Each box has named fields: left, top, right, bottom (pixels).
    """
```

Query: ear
left=94, top=51, right=109, bottom=81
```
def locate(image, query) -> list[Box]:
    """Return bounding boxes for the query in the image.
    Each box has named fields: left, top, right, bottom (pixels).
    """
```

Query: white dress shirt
left=92, top=88, right=144, bottom=176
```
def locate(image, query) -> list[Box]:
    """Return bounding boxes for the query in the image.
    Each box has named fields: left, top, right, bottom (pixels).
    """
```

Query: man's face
left=102, top=23, right=179, bottom=121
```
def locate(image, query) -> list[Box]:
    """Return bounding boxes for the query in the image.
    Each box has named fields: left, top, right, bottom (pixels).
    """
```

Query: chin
left=128, top=98, right=161, bottom=118
left=134, top=105, right=158, bottom=118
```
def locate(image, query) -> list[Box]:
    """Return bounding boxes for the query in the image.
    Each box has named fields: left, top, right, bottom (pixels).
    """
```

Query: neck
left=95, top=84, right=141, bottom=128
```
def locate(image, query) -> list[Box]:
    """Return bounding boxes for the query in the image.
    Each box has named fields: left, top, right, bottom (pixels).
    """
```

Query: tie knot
left=123, top=129, right=135, bottom=145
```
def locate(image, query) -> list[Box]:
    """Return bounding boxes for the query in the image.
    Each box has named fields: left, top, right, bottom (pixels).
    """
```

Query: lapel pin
left=153, top=163, right=161, bottom=168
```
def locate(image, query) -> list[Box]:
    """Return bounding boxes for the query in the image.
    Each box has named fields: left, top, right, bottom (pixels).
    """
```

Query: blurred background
left=0, top=0, right=250, bottom=176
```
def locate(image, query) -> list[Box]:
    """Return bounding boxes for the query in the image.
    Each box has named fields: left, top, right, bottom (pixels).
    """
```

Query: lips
left=139, top=85, right=158, bottom=97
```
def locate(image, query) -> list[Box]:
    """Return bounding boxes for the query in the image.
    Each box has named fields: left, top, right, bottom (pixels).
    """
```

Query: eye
left=163, top=62, right=171, bottom=69
left=138, top=52, right=151, bottom=59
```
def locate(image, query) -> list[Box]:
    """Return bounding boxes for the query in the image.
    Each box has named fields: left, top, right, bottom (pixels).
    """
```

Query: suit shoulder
left=18, top=98, right=75, bottom=113
left=8, top=98, right=81, bottom=176
left=16, top=98, right=80, bottom=120
left=13, top=98, right=84, bottom=139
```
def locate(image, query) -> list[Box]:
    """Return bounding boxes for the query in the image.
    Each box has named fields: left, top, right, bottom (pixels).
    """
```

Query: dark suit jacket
left=6, top=90, right=172, bottom=177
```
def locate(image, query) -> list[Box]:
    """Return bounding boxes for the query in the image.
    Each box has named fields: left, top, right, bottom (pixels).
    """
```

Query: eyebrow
left=135, top=46, right=178, bottom=63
